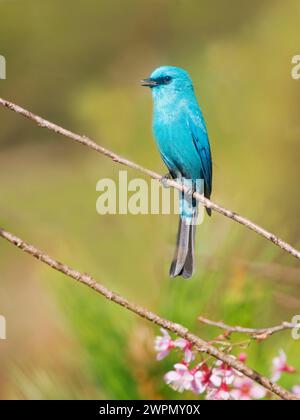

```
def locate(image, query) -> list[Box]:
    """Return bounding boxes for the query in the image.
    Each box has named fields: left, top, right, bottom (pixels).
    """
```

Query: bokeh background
left=0, top=0, right=300, bottom=400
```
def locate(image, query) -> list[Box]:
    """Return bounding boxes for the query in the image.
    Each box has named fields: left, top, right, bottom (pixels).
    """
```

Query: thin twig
left=0, top=97, right=300, bottom=261
left=199, top=316, right=299, bottom=340
left=0, top=227, right=298, bottom=400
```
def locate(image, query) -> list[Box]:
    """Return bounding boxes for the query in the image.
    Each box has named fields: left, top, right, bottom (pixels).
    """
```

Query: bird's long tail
left=169, top=194, right=197, bottom=279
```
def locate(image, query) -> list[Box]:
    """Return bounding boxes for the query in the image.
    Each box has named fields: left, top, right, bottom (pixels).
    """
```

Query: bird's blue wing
left=187, top=111, right=212, bottom=198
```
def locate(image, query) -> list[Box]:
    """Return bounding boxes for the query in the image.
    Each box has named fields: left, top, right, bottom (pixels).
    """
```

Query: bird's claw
left=160, top=173, right=172, bottom=188
left=184, top=187, right=195, bottom=199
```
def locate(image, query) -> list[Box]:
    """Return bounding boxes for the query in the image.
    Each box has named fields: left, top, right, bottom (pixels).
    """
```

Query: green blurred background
left=0, top=0, right=300, bottom=400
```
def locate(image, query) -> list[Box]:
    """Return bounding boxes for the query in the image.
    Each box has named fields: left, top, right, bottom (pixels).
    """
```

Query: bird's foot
left=185, top=187, right=195, bottom=198
left=160, top=173, right=172, bottom=188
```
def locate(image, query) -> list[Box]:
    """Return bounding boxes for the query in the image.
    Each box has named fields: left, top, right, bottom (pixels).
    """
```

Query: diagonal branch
left=0, top=226, right=298, bottom=400
left=0, top=97, right=300, bottom=261
left=198, top=316, right=299, bottom=340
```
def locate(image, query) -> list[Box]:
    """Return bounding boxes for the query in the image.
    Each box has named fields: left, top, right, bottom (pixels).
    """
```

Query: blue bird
left=141, top=66, right=212, bottom=279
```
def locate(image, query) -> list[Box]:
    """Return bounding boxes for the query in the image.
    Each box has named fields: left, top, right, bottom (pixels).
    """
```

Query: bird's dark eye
left=163, top=76, right=172, bottom=83
left=152, top=75, right=172, bottom=86
left=155, top=75, right=172, bottom=85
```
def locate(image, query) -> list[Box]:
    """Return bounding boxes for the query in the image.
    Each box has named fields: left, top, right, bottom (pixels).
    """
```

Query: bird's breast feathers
left=152, top=95, right=211, bottom=186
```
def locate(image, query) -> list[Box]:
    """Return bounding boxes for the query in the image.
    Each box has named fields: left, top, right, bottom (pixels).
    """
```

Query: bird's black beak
left=140, top=78, right=158, bottom=87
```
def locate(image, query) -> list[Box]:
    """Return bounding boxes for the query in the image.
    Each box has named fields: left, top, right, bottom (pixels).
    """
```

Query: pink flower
left=231, top=377, right=266, bottom=400
left=206, top=383, right=231, bottom=400
left=238, top=353, right=247, bottom=363
left=292, top=385, right=300, bottom=397
left=164, top=363, right=194, bottom=392
left=173, top=338, right=194, bottom=363
left=154, top=328, right=174, bottom=360
left=271, top=350, right=295, bottom=382
left=190, top=364, right=222, bottom=394
left=154, top=329, right=194, bottom=361
left=213, top=361, right=236, bottom=385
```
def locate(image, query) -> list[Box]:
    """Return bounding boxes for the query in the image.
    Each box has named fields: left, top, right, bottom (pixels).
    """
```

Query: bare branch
left=0, top=97, right=300, bottom=261
left=0, top=227, right=298, bottom=400
left=198, top=316, right=299, bottom=340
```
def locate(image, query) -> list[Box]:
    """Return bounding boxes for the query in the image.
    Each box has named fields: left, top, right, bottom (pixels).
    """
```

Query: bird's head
left=141, top=66, right=194, bottom=97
